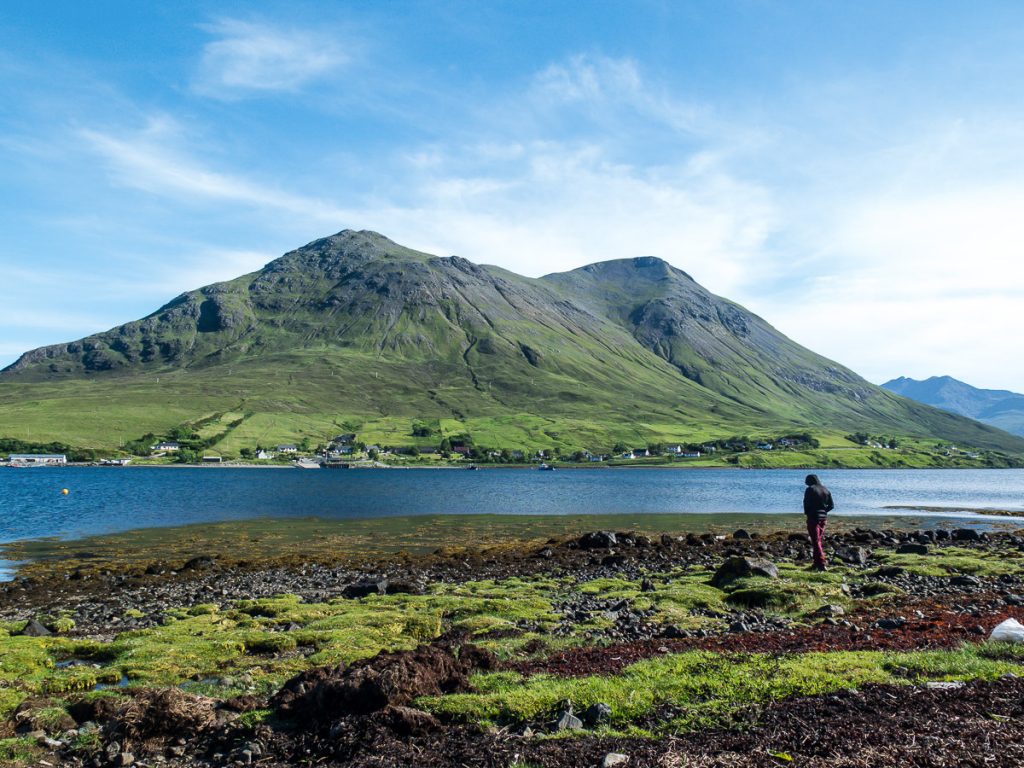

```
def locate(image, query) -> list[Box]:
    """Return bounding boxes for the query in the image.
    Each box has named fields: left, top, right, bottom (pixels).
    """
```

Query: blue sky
left=2, top=1, right=1024, bottom=390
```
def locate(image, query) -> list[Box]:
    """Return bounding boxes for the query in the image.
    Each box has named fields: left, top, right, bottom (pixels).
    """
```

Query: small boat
left=538, top=463, right=555, bottom=471
left=465, top=464, right=479, bottom=470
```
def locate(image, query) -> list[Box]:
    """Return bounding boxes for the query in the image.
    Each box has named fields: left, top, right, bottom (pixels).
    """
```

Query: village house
left=255, top=450, right=272, bottom=460
left=275, top=444, right=298, bottom=453
left=756, top=442, right=774, bottom=450
left=201, top=455, right=222, bottom=463
left=682, top=451, right=702, bottom=458
left=8, top=453, right=67, bottom=466
left=151, top=441, right=180, bottom=452
left=666, top=445, right=684, bottom=455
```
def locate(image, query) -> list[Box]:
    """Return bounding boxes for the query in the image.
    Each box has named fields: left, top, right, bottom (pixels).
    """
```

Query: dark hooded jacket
left=803, top=475, right=835, bottom=519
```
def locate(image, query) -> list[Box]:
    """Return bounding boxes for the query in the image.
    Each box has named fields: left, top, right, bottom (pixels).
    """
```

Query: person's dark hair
left=805, top=474, right=820, bottom=486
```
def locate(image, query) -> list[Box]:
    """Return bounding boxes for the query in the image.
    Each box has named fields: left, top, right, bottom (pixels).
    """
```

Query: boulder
left=342, top=579, right=389, bottom=599
left=554, top=709, right=582, bottom=731
left=19, top=619, right=51, bottom=637
left=578, top=531, right=618, bottom=549
left=733, top=529, right=751, bottom=540
left=813, top=604, right=846, bottom=618
left=952, top=528, right=982, bottom=541
left=896, top=543, right=929, bottom=555
left=602, top=754, right=630, bottom=768
left=950, top=575, right=982, bottom=588
left=710, top=556, right=779, bottom=587
left=836, top=547, right=870, bottom=565
left=581, top=702, right=612, bottom=727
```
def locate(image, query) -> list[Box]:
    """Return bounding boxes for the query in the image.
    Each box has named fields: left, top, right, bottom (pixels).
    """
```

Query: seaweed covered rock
left=273, top=643, right=493, bottom=720
left=710, top=556, right=779, bottom=587
left=103, top=689, right=218, bottom=751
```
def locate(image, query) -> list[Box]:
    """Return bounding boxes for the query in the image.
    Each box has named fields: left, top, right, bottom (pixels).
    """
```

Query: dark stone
left=536, top=548, right=554, bottom=559
left=385, top=580, right=424, bottom=595
left=342, top=579, right=389, bottom=599
left=660, top=625, right=688, bottom=639
left=788, top=533, right=810, bottom=543
left=733, top=529, right=751, bottom=540
left=578, top=532, right=618, bottom=549
left=876, top=618, right=906, bottom=630
left=950, top=575, right=982, bottom=588
left=19, top=620, right=51, bottom=637
left=601, top=555, right=627, bottom=567
left=181, top=556, right=215, bottom=571
left=640, top=579, right=656, bottom=593
left=837, top=547, right=870, bottom=565
left=935, top=529, right=951, bottom=541
left=710, top=556, right=779, bottom=587
left=581, top=702, right=613, bottom=727
left=554, top=710, right=583, bottom=731
left=952, top=528, right=982, bottom=541
left=896, top=543, right=929, bottom=555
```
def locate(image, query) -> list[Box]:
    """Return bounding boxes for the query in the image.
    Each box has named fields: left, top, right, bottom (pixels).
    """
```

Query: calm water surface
left=2, top=467, right=1023, bottom=546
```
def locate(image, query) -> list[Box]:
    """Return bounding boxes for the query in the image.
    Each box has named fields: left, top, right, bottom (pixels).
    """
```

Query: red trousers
left=807, top=516, right=827, bottom=568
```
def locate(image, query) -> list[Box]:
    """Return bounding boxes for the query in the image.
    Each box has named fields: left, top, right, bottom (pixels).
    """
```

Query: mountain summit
left=2, top=230, right=1021, bottom=453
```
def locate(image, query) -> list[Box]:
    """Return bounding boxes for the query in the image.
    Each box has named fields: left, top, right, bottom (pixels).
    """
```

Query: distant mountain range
left=1, top=230, right=1022, bottom=455
left=882, top=376, right=1024, bottom=438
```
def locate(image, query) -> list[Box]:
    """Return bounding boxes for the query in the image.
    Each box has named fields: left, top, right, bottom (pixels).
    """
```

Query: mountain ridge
left=2, top=230, right=1022, bottom=455
left=881, top=375, right=1024, bottom=438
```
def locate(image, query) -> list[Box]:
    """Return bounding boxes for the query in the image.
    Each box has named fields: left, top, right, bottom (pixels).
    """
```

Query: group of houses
left=5, top=453, right=67, bottom=467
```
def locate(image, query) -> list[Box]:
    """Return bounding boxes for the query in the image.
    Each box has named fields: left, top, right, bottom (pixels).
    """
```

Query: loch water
left=2, top=466, right=1023, bottom=546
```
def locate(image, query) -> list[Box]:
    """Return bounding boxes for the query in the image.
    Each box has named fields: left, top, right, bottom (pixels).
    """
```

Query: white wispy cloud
left=79, top=116, right=351, bottom=222
left=192, top=18, right=347, bottom=98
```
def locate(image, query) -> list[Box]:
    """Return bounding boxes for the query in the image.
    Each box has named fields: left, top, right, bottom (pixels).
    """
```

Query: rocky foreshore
left=3, top=524, right=1024, bottom=767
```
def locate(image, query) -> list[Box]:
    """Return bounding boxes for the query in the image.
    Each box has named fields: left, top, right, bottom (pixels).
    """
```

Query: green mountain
left=2, top=230, right=1021, bottom=456
left=882, top=375, right=1024, bottom=438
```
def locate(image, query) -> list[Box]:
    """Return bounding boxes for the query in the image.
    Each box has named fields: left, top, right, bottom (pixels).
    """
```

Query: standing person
left=803, top=474, right=834, bottom=571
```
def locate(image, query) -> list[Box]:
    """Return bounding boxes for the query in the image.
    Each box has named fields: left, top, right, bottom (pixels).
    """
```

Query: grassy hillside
left=2, top=230, right=1022, bottom=458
